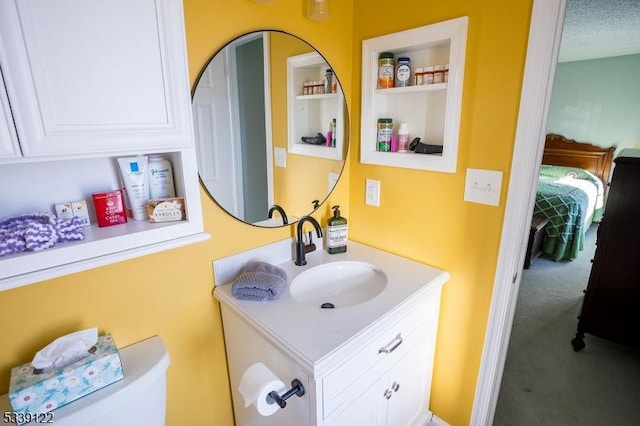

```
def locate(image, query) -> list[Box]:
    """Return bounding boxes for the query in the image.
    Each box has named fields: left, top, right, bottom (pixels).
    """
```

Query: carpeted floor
left=493, top=224, right=640, bottom=425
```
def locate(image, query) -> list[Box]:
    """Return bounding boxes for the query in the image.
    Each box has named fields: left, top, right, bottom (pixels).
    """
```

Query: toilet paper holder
left=267, top=379, right=305, bottom=409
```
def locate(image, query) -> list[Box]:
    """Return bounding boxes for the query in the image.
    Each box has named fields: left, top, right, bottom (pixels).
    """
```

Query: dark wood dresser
left=572, top=149, right=640, bottom=351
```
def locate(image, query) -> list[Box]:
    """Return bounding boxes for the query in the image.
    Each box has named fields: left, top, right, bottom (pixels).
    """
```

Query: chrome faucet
left=268, top=204, right=288, bottom=225
left=295, top=216, right=323, bottom=266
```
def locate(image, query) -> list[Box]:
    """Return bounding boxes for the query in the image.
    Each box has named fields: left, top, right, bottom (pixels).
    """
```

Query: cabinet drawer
left=322, top=293, right=439, bottom=418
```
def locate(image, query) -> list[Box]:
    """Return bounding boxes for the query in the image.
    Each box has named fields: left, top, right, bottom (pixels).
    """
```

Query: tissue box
left=8, top=334, right=124, bottom=424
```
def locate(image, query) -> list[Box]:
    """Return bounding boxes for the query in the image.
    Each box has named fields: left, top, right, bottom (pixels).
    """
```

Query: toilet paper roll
left=238, top=362, right=286, bottom=416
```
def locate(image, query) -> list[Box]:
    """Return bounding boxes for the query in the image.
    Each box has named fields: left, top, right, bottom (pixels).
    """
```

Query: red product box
left=92, top=190, right=128, bottom=227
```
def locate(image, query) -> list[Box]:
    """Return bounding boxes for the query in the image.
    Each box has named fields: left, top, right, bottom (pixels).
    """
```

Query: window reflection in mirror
left=191, top=31, right=348, bottom=227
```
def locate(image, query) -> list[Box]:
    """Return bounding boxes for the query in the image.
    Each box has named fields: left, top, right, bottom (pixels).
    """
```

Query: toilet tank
left=0, top=335, right=170, bottom=426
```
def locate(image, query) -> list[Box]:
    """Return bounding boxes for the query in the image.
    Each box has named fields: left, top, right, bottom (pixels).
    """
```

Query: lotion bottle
left=327, top=205, right=348, bottom=254
left=148, top=154, right=175, bottom=199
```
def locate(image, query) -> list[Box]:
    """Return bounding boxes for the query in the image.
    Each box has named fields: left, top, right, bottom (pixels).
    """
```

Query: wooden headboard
left=543, top=133, right=616, bottom=198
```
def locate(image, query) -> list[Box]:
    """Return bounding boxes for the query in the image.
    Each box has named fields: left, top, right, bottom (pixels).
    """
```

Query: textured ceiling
left=559, top=0, right=640, bottom=62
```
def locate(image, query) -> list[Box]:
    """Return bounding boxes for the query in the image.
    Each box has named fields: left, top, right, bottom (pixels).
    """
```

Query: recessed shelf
left=375, top=83, right=447, bottom=95
left=360, top=17, right=468, bottom=173
left=296, top=93, right=340, bottom=100
left=287, top=52, right=345, bottom=161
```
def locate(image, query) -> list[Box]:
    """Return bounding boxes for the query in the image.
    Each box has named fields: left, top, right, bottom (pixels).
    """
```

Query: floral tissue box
left=8, top=334, right=124, bottom=424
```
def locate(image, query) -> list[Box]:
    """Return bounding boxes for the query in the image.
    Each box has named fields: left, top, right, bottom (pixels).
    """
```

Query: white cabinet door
left=384, top=339, right=431, bottom=426
left=326, top=339, right=431, bottom=426
left=0, top=74, right=21, bottom=160
left=325, top=379, right=385, bottom=426
left=0, top=0, right=193, bottom=158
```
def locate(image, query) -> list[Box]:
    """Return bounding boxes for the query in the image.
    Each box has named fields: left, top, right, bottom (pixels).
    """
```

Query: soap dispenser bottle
left=327, top=205, right=348, bottom=254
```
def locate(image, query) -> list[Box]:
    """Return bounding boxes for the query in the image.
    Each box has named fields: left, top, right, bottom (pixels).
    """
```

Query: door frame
left=470, top=0, right=567, bottom=424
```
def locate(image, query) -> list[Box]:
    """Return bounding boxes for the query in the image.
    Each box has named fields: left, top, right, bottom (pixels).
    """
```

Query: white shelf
left=360, top=17, right=468, bottom=173
left=287, top=52, right=345, bottom=161
left=375, top=83, right=447, bottom=95
left=296, top=93, right=340, bottom=101
left=0, top=0, right=208, bottom=291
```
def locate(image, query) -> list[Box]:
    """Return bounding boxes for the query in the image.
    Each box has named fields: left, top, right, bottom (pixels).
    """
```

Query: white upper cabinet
left=0, top=69, right=21, bottom=160
left=360, top=17, right=468, bottom=173
left=0, top=0, right=207, bottom=292
left=0, top=0, right=193, bottom=159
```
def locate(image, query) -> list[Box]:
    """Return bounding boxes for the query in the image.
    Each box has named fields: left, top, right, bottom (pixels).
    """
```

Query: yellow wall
left=0, top=1, right=352, bottom=425
left=349, top=1, right=533, bottom=424
left=0, top=0, right=535, bottom=425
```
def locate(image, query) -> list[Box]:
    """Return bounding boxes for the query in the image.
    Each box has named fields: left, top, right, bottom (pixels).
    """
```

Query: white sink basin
left=289, top=261, right=388, bottom=308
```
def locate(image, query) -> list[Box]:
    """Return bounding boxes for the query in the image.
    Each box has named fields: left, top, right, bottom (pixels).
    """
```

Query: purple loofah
left=0, top=212, right=85, bottom=257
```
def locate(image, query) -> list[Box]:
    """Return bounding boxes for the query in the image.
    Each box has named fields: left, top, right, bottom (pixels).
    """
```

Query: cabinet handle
left=392, top=382, right=400, bottom=392
left=378, top=333, right=403, bottom=354
left=384, top=389, right=393, bottom=400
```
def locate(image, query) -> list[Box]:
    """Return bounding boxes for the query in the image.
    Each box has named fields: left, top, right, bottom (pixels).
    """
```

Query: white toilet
left=0, top=335, right=170, bottom=426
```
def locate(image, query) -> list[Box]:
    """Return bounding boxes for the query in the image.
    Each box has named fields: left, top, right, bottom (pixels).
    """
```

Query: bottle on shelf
left=324, top=69, right=334, bottom=94
left=395, top=57, right=411, bottom=87
left=414, top=67, right=424, bottom=86
left=377, top=118, right=393, bottom=151
left=433, top=65, right=445, bottom=84
left=398, top=122, right=409, bottom=152
left=423, top=66, right=434, bottom=85
left=378, top=52, right=395, bottom=89
left=330, top=118, right=337, bottom=147
left=148, top=154, right=176, bottom=199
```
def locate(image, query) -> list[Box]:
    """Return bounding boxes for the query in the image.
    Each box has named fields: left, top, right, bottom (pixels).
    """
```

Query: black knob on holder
left=267, top=379, right=305, bottom=409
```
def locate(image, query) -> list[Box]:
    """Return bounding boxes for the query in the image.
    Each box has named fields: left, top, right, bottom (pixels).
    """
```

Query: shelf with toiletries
left=360, top=16, right=468, bottom=173
left=0, top=0, right=208, bottom=291
left=287, top=52, right=346, bottom=161
left=0, top=149, right=208, bottom=292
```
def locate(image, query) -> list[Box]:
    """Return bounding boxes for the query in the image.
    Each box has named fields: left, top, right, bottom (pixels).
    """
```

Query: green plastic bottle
left=327, top=205, right=348, bottom=254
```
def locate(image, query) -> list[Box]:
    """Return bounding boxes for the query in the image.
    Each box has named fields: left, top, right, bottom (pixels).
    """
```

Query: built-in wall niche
left=360, top=17, right=468, bottom=173
left=287, top=52, right=346, bottom=161
left=0, top=149, right=206, bottom=291
left=0, top=0, right=208, bottom=291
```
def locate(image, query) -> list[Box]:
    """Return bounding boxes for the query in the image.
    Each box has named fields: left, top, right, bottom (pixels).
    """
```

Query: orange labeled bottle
left=378, top=52, right=395, bottom=89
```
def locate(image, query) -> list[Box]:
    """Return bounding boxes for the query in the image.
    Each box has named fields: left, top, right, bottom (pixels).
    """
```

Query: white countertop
left=213, top=241, right=449, bottom=376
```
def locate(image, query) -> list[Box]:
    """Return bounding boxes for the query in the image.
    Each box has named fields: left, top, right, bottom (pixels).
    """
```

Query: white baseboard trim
left=428, top=413, right=450, bottom=426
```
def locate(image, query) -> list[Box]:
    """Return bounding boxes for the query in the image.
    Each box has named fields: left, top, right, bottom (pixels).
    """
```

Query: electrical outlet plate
left=274, top=147, right=287, bottom=168
left=365, top=179, right=381, bottom=207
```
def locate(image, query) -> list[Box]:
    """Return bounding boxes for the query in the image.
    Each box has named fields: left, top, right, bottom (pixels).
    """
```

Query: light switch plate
left=464, top=168, right=502, bottom=206
left=274, top=147, right=287, bottom=167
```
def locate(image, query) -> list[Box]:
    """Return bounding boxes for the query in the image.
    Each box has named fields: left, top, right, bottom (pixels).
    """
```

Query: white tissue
left=31, top=327, right=98, bottom=372
left=238, top=362, right=286, bottom=416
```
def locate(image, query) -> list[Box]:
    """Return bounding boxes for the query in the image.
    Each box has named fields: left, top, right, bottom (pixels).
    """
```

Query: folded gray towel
left=232, top=261, right=287, bottom=301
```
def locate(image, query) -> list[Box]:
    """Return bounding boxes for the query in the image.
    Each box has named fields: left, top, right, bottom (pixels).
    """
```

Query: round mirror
left=192, top=31, right=348, bottom=227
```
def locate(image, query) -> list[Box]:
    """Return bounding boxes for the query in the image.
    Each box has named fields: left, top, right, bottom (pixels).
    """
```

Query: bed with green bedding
left=534, top=134, right=616, bottom=262
left=534, top=165, right=604, bottom=261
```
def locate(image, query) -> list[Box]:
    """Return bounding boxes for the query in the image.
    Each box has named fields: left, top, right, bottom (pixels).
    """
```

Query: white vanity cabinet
left=322, top=290, right=439, bottom=426
left=0, top=0, right=193, bottom=158
left=218, top=285, right=442, bottom=426
left=0, top=0, right=207, bottom=291
left=214, top=241, right=448, bottom=426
